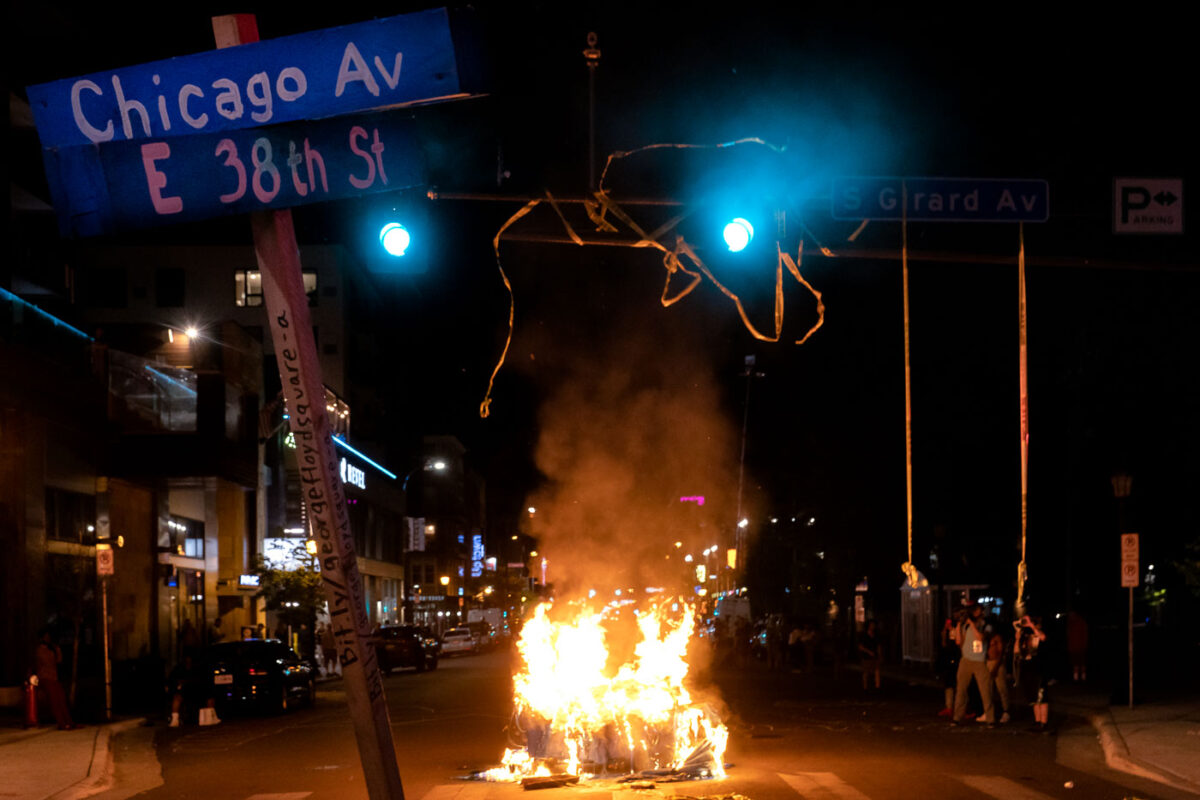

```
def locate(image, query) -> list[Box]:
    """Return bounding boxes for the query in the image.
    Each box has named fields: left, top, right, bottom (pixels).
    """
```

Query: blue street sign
left=831, top=177, right=1049, bottom=222
left=43, top=112, right=425, bottom=237
left=26, top=7, right=481, bottom=149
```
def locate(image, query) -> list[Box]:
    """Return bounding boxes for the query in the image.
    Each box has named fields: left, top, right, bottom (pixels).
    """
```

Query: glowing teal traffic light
left=379, top=222, right=411, bottom=257
left=722, top=217, right=754, bottom=252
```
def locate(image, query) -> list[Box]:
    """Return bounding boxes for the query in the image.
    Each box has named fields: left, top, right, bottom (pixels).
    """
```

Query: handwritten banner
left=43, top=111, right=425, bottom=237
left=26, top=8, right=479, bottom=149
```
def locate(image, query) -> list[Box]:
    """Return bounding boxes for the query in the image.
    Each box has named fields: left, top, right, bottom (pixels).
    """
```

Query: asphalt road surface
left=93, top=648, right=1189, bottom=800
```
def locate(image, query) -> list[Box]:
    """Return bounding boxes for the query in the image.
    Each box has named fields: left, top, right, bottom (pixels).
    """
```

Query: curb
left=1088, top=711, right=1200, bottom=797
left=48, top=718, right=145, bottom=800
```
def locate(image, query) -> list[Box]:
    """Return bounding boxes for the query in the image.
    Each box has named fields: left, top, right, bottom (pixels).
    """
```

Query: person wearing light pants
left=952, top=604, right=995, bottom=725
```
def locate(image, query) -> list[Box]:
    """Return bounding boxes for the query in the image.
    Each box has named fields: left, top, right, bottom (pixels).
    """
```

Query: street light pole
left=734, top=356, right=763, bottom=578
left=583, top=33, right=601, bottom=191
left=1112, top=472, right=1134, bottom=709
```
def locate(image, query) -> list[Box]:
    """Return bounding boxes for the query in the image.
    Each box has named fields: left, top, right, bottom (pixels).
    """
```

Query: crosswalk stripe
left=960, top=776, right=1058, bottom=800
left=779, top=772, right=872, bottom=800
left=457, top=783, right=491, bottom=800
left=419, top=785, right=463, bottom=800
left=419, top=784, right=493, bottom=800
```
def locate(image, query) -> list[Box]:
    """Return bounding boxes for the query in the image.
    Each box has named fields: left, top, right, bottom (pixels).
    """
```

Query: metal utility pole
left=734, top=356, right=764, bottom=576
left=583, top=32, right=601, bottom=190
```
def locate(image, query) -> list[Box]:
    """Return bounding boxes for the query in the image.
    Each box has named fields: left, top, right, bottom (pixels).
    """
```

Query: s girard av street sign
left=831, top=177, right=1049, bottom=222
left=26, top=8, right=482, bottom=149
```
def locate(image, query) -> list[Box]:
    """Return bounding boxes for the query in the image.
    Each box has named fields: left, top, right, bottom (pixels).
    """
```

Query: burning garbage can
left=482, top=600, right=728, bottom=784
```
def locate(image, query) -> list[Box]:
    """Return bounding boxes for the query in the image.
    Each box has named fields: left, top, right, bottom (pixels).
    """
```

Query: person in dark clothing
left=1015, top=615, right=1049, bottom=731
left=935, top=618, right=959, bottom=716
left=166, top=653, right=219, bottom=727
left=32, top=629, right=78, bottom=730
left=858, top=620, right=881, bottom=690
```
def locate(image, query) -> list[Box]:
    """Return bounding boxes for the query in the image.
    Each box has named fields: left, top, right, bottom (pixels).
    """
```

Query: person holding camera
left=1015, top=615, right=1049, bottom=732
left=951, top=603, right=995, bottom=726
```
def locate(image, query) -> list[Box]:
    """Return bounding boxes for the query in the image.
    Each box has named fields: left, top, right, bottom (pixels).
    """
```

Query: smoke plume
left=525, top=323, right=738, bottom=601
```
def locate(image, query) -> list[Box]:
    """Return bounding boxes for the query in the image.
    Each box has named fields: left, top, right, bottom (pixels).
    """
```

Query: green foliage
left=252, top=541, right=324, bottom=627
left=1176, top=536, right=1200, bottom=598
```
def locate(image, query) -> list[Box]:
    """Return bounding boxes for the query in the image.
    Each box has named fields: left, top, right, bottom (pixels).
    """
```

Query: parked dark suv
left=208, top=639, right=315, bottom=714
left=373, top=625, right=439, bottom=673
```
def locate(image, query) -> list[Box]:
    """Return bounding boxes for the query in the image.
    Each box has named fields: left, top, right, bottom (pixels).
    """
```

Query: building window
left=303, top=272, right=318, bottom=306
left=235, top=270, right=263, bottom=307
left=160, top=515, right=204, bottom=558
left=45, top=489, right=96, bottom=544
left=235, top=270, right=317, bottom=307
left=155, top=268, right=186, bottom=307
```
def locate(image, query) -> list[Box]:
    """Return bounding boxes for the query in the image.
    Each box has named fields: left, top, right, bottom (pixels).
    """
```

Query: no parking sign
left=1120, top=533, right=1139, bottom=588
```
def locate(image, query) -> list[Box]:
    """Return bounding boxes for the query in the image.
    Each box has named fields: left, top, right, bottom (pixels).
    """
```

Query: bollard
left=23, top=677, right=39, bottom=728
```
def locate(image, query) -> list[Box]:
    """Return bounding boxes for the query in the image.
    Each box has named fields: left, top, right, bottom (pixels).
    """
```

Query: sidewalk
left=873, top=662, right=1200, bottom=796
left=1056, top=685, right=1200, bottom=796
left=0, top=716, right=144, bottom=800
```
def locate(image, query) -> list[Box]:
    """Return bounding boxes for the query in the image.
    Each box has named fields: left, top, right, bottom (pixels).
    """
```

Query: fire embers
left=483, top=601, right=728, bottom=783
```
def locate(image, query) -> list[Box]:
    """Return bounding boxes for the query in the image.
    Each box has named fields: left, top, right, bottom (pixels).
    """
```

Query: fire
left=485, top=600, right=727, bottom=782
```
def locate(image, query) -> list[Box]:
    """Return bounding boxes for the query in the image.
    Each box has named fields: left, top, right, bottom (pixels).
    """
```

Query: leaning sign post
left=27, top=10, right=483, bottom=800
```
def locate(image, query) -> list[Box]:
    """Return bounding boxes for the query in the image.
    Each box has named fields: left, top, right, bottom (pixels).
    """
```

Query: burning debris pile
left=482, top=601, right=727, bottom=785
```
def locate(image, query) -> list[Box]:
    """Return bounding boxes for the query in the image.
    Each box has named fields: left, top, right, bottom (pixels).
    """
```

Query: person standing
left=1016, top=615, right=1050, bottom=731
left=986, top=622, right=1012, bottom=723
left=1066, top=610, right=1088, bottom=682
left=935, top=618, right=959, bottom=717
left=857, top=620, right=881, bottom=691
left=320, top=624, right=340, bottom=678
left=179, top=618, right=200, bottom=658
left=787, top=622, right=804, bottom=672
left=166, top=653, right=220, bottom=727
left=952, top=604, right=995, bottom=725
left=32, top=629, right=78, bottom=730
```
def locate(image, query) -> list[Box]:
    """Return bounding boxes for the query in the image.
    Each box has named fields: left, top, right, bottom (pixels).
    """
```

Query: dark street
left=86, top=649, right=1192, bottom=800
left=4, top=6, right=1199, bottom=800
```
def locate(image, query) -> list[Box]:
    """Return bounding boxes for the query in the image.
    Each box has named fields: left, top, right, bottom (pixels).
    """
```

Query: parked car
left=208, top=639, right=315, bottom=714
left=440, top=627, right=475, bottom=655
left=373, top=625, right=439, bottom=672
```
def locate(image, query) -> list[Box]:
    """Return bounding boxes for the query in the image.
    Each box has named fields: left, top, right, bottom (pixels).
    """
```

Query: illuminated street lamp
left=401, top=458, right=446, bottom=492
left=439, top=575, right=450, bottom=587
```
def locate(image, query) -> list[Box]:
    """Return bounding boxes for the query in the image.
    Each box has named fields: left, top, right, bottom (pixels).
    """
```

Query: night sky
left=7, top=3, right=1198, bottom=625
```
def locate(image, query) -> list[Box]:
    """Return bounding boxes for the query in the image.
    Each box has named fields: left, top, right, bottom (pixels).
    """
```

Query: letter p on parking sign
left=1114, top=178, right=1183, bottom=234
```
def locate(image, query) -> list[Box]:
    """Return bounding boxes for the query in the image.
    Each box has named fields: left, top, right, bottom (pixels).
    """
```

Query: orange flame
left=485, top=600, right=726, bottom=782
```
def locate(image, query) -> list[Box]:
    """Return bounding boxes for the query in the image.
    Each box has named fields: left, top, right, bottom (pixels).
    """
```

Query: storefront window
left=160, top=515, right=204, bottom=558
left=45, top=488, right=96, bottom=544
